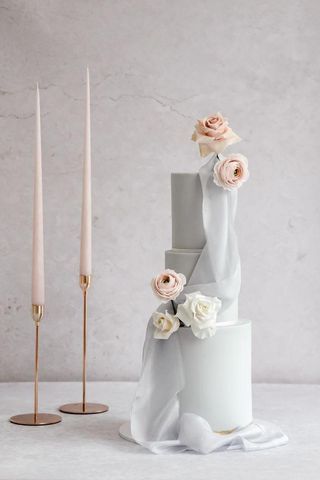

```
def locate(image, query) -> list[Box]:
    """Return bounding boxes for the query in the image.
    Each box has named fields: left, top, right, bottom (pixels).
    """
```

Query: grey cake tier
left=171, top=173, right=205, bottom=250
left=165, top=246, right=239, bottom=322
left=165, top=248, right=201, bottom=283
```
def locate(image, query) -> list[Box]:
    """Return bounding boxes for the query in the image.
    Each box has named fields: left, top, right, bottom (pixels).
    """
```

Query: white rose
left=177, top=292, right=222, bottom=339
left=152, top=310, right=180, bottom=340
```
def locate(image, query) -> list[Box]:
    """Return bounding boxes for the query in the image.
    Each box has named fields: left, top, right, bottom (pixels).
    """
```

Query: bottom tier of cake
left=178, top=320, right=252, bottom=432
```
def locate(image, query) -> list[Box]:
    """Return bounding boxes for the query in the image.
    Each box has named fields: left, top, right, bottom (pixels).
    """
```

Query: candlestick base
left=59, top=402, right=109, bottom=415
left=10, top=413, right=62, bottom=426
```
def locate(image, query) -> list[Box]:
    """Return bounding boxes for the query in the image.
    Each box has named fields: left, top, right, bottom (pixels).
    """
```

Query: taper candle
left=80, top=68, right=92, bottom=276
left=59, top=69, right=108, bottom=416
left=32, top=84, right=45, bottom=306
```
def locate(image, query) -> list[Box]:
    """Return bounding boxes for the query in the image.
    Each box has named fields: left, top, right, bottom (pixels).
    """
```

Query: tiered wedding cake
left=120, top=113, right=287, bottom=454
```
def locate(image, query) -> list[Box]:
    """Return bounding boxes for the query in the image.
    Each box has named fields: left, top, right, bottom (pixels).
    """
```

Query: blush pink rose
left=151, top=269, right=186, bottom=302
left=213, top=153, right=249, bottom=191
left=191, top=113, right=241, bottom=157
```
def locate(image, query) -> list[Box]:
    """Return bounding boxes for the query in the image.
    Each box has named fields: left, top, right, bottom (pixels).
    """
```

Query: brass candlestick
left=59, top=275, right=109, bottom=415
left=10, top=305, right=62, bottom=426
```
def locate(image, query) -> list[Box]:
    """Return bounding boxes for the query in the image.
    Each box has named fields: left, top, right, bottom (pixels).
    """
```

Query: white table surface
left=0, top=382, right=319, bottom=480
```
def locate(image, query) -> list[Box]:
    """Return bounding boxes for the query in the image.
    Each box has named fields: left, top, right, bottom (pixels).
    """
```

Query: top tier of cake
left=171, top=173, right=205, bottom=249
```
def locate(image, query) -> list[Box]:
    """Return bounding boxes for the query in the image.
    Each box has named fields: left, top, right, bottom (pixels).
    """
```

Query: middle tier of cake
left=165, top=247, right=238, bottom=324
left=165, top=248, right=201, bottom=283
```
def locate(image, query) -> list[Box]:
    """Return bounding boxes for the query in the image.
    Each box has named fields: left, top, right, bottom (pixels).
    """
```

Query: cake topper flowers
left=150, top=269, right=221, bottom=340
left=192, top=112, right=250, bottom=190
left=213, top=153, right=249, bottom=191
left=191, top=113, right=241, bottom=157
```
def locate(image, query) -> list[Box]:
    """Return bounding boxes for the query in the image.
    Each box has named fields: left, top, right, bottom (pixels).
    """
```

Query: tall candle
left=80, top=68, right=92, bottom=276
left=32, top=84, right=45, bottom=306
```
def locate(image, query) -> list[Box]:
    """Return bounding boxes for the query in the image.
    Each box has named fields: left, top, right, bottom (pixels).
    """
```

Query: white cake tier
left=171, top=173, right=205, bottom=249
left=178, top=320, right=252, bottom=432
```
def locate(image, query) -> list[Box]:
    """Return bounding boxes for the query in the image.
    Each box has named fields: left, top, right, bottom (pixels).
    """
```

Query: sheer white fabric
left=129, top=155, right=288, bottom=454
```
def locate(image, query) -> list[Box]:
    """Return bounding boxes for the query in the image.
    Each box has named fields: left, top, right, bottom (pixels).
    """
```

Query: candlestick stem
left=82, top=279, right=88, bottom=411
left=59, top=276, right=109, bottom=415
left=34, top=322, right=39, bottom=421
left=9, top=305, right=62, bottom=426
left=32, top=306, right=42, bottom=422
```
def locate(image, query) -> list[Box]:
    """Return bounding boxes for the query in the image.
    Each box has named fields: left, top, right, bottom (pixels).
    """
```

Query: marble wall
left=0, top=0, right=319, bottom=382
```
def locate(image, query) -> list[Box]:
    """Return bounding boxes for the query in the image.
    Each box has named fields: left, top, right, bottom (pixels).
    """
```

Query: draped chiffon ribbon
left=129, top=155, right=288, bottom=454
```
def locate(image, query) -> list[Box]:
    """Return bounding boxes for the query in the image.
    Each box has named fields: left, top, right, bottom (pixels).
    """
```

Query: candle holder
left=59, top=275, right=109, bottom=415
left=10, top=305, right=62, bottom=426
